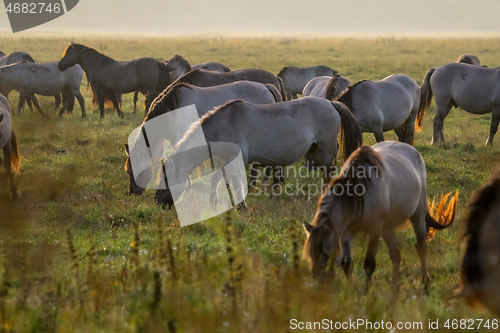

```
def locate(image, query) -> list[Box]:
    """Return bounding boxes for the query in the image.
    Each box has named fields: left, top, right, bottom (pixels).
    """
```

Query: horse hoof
left=11, top=191, right=21, bottom=200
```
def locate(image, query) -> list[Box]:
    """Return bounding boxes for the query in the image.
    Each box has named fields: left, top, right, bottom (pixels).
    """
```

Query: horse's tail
left=90, top=87, right=116, bottom=108
left=157, top=61, right=172, bottom=93
left=416, top=68, right=436, bottom=133
left=325, top=74, right=341, bottom=101
left=331, top=101, right=363, bottom=161
left=265, top=84, right=282, bottom=103
left=276, top=76, right=288, bottom=101
left=22, top=53, right=35, bottom=63
left=426, top=190, right=458, bottom=240
left=10, top=129, right=21, bottom=175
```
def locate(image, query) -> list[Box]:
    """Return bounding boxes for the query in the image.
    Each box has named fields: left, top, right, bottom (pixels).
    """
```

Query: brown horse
left=58, top=43, right=172, bottom=119
left=457, top=168, right=500, bottom=315
left=0, top=94, right=20, bottom=199
left=171, top=69, right=287, bottom=102
left=303, top=142, right=458, bottom=287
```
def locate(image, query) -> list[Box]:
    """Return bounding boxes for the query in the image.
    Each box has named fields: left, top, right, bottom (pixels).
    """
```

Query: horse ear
left=303, top=221, right=313, bottom=234
left=125, top=144, right=130, bottom=155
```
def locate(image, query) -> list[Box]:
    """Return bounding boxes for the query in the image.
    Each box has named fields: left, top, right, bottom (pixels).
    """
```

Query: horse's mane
left=168, top=54, right=191, bottom=71
left=277, top=66, right=289, bottom=77
left=172, top=69, right=210, bottom=86
left=144, top=82, right=195, bottom=122
left=334, top=80, right=368, bottom=114
left=324, top=74, right=341, bottom=101
left=65, top=43, right=116, bottom=66
left=199, top=99, right=243, bottom=126
left=460, top=168, right=500, bottom=300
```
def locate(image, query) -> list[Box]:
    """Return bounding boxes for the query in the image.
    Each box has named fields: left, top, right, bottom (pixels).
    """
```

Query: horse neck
left=0, top=65, right=15, bottom=84
left=79, top=48, right=115, bottom=73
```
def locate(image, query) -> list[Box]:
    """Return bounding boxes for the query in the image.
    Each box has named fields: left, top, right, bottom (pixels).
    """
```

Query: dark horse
left=457, top=168, right=500, bottom=315
left=58, top=43, right=172, bottom=119
left=171, top=68, right=287, bottom=102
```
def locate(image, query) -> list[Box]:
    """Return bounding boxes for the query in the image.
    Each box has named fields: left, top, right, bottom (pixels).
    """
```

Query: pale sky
left=0, top=0, right=499, bottom=36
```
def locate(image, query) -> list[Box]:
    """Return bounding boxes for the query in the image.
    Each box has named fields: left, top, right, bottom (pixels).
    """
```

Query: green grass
left=0, top=35, right=500, bottom=332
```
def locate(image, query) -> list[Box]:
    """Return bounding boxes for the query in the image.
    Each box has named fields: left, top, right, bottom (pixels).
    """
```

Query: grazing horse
left=171, top=69, right=287, bottom=102
left=0, top=94, right=21, bottom=199
left=302, top=74, right=351, bottom=100
left=277, top=65, right=338, bottom=100
left=303, top=141, right=458, bottom=286
left=335, top=74, right=420, bottom=145
left=154, top=97, right=363, bottom=209
left=133, top=54, right=192, bottom=114
left=457, top=54, right=481, bottom=66
left=0, top=61, right=84, bottom=117
left=417, top=63, right=500, bottom=145
left=124, top=80, right=282, bottom=195
left=58, top=43, right=171, bottom=119
left=192, top=62, right=230, bottom=73
left=0, top=51, right=66, bottom=113
left=457, top=168, right=500, bottom=315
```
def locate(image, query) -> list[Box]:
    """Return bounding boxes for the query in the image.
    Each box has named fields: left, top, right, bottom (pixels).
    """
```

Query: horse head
left=165, top=55, right=191, bottom=76
left=58, top=43, right=80, bottom=71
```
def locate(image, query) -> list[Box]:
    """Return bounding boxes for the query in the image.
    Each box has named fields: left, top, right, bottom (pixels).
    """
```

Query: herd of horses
left=0, top=44, right=499, bottom=314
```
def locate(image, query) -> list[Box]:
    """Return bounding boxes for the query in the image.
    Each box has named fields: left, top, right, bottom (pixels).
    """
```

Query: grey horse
left=0, top=94, right=21, bottom=199
left=417, top=63, right=500, bottom=144
left=277, top=65, right=338, bottom=100
left=303, top=141, right=457, bottom=286
left=335, top=74, right=420, bottom=144
left=171, top=69, right=287, bottom=102
left=0, top=61, right=84, bottom=117
left=0, top=51, right=67, bottom=112
left=457, top=54, right=481, bottom=66
left=154, top=97, right=363, bottom=208
left=302, top=74, right=351, bottom=100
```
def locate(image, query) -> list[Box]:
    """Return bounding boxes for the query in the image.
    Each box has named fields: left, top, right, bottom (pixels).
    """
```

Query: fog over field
left=0, top=0, right=499, bottom=35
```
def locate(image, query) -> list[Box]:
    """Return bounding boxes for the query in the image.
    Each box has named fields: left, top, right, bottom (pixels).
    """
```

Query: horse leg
left=382, top=228, right=401, bottom=287
left=110, top=93, right=123, bottom=118
left=486, top=106, right=500, bottom=145
left=394, top=125, right=406, bottom=143
left=209, top=171, right=224, bottom=209
left=373, top=127, right=385, bottom=143
left=133, top=91, right=139, bottom=114
left=229, top=171, right=247, bottom=210
left=273, top=166, right=284, bottom=189
left=73, top=92, right=86, bottom=118
left=26, top=96, right=34, bottom=113
left=432, top=102, right=452, bottom=144
left=409, top=212, right=430, bottom=288
left=53, top=94, right=62, bottom=112
left=263, top=167, right=272, bottom=186
left=17, top=92, right=27, bottom=116
left=28, top=95, right=49, bottom=118
left=363, top=233, right=380, bottom=283
left=97, top=94, right=105, bottom=119
left=248, top=163, right=259, bottom=190
left=341, top=235, right=353, bottom=277
left=3, top=145, right=19, bottom=199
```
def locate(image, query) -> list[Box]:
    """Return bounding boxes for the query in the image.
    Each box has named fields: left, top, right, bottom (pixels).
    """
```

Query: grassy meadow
left=0, top=35, right=500, bottom=332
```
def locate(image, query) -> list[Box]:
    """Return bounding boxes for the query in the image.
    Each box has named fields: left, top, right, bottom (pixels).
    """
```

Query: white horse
left=0, top=94, right=21, bottom=199
left=0, top=61, right=84, bottom=117
left=125, top=80, right=282, bottom=195
left=303, top=141, right=458, bottom=286
left=336, top=74, right=420, bottom=144
left=302, top=74, right=351, bottom=100
left=277, top=65, right=338, bottom=100
left=154, top=97, right=363, bottom=208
